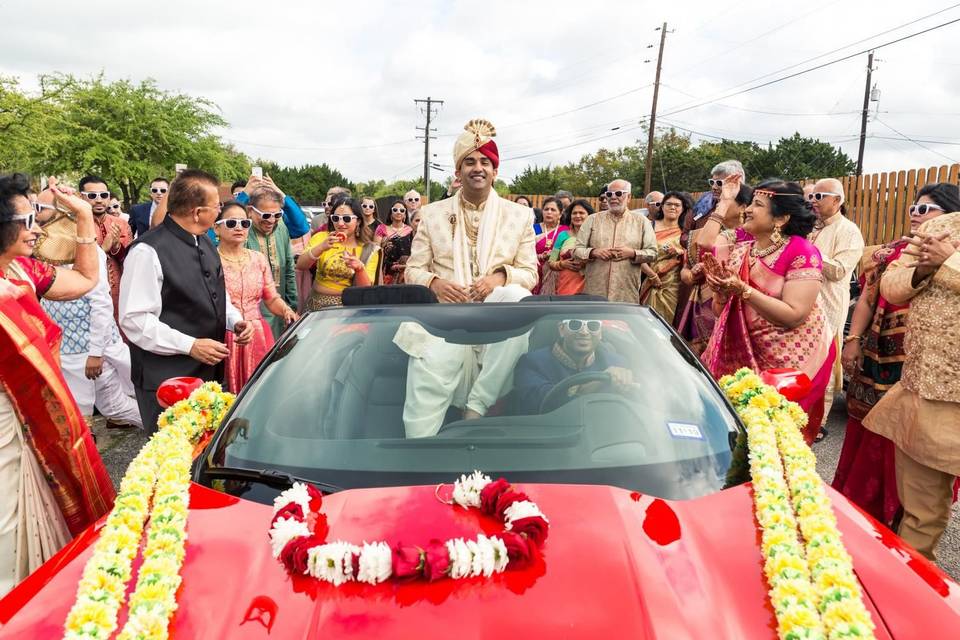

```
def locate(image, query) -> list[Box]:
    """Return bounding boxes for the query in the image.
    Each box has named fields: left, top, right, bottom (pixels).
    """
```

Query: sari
left=832, top=241, right=910, bottom=525
left=639, top=226, right=684, bottom=324
left=538, top=229, right=584, bottom=296
left=0, top=263, right=115, bottom=593
left=222, top=250, right=277, bottom=393
left=675, top=221, right=720, bottom=354
left=382, top=231, right=414, bottom=285
left=532, top=223, right=568, bottom=294
left=701, top=235, right=836, bottom=444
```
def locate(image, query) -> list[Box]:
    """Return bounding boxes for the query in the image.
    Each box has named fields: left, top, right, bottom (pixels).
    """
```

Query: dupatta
left=700, top=247, right=759, bottom=377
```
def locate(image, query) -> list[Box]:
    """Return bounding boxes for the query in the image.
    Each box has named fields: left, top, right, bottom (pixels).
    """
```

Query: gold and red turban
left=453, top=119, right=499, bottom=169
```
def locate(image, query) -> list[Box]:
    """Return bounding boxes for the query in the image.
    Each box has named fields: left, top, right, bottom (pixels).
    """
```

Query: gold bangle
left=741, top=286, right=753, bottom=300
left=76, top=237, right=96, bottom=245
left=843, top=334, right=861, bottom=344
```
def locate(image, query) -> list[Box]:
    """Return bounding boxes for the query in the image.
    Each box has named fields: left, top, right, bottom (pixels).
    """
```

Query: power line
left=873, top=118, right=960, bottom=164
left=225, top=137, right=416, bottom=152
left=658, top=12, right=960, bottom=120
left=502, top=124, right=645, bottom=161
left=659, top=84, right=859, bottom=117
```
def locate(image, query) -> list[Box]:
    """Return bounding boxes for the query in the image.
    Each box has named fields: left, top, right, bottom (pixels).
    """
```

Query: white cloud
left=2, top=0, right=959, bottom=185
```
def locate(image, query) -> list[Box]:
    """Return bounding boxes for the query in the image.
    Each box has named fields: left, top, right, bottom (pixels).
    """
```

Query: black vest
left=129, top=215, right=227, bottom=390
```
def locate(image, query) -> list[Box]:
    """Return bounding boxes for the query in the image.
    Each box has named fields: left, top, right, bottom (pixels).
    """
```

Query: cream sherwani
left=397, top=190, right=538, bottom=438
left=405, top=191, right=538, bottom=292
left=810, top=211, right=864, bottom=424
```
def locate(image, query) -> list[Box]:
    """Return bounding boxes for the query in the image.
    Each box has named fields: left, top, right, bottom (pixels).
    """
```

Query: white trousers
left=60, top=340, right=142, bottom=428
left=398, top=285, right=531, bottom=438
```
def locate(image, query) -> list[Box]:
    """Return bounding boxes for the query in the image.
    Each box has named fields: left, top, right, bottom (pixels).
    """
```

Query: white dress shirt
left=87, top=248, right=119, bottom=357
left=119, top=242, right=242, bottom=356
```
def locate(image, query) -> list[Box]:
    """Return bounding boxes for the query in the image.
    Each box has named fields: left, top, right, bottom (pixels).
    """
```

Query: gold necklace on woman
left=750, top=239, right=786, bottom=259
left=218, top=247, right=249, bottom=265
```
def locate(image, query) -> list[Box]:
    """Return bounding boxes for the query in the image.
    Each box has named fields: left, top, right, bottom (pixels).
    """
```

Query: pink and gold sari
left=702, top=235, right=836, bottom=443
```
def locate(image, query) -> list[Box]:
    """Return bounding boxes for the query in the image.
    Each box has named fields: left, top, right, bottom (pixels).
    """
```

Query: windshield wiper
left=202, top=466, right=344, bottom=494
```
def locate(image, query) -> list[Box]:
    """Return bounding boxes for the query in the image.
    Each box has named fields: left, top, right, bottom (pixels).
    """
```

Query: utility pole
left=855, top=51, right=875, bottom=176
left=415, top=97, right=443, bottom=200
left=643, top=22, right=669, bottom=195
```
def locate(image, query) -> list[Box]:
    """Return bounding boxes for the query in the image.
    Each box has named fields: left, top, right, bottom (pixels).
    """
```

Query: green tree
left=509, top=165, right=564, bottom=195
left=257, top=162, right=355, bottom=204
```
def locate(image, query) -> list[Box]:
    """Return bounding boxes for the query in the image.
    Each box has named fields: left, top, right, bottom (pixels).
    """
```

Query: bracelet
left=741, top=286, right=754, bottom=300
left=76, top=237, right=96, bottom=245
left=707, top=213, right=724, bottom=225
left=843, top=334, right=862, bottom=345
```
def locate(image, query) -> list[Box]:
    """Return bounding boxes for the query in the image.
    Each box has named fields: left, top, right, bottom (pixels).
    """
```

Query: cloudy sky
left=3, top=0, right=960, bottom=186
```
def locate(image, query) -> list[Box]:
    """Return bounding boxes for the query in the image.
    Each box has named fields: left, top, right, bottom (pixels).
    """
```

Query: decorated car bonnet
left=60, top=374, right=877, bottom=640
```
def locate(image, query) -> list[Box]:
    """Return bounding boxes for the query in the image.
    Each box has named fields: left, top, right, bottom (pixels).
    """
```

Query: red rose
left=306, top=484, right=324, bottom=512
left=480, top=478, right=511, bottom=516
left=271, top=502, right=304, bottom=528
left=308, top=512, right=329, bottom=541
left=422, top=540, right=450, bottom=582
left=280, top=535, right=322, bottom=575
left=509, top=515, right=549, bottom=547
left=392, top=544, right=425, bottom=580
left=499, top=531, right=534, bottom=568
left=350, top=551, right=361, bottom=579
left=495, top=490, right=528, bottom=521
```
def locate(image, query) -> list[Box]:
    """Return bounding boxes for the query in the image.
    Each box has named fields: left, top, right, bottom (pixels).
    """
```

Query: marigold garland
left=63, top=382, right=234, bottom=640
left=722, top=369, right=876, bottom=640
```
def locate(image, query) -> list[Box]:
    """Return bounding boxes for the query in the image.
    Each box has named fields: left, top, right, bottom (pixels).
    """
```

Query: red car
left=2, top=299, right=958, bottom=638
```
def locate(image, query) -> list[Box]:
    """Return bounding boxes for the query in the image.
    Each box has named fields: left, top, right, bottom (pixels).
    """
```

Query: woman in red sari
left=833, top=183, right=960, bottom=525
left=0, top=174, right=115, bottom=596
left=699, top=178, right=835, bottom=444
left=216, top=202, right=299, bottom=392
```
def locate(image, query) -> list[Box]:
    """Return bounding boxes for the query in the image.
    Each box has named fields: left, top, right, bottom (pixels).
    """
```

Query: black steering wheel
left=539, top=371, right=612, bottom=414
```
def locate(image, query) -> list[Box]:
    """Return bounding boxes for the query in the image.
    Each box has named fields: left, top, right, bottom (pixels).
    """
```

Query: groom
left=399, top=119, right=538, bottom=437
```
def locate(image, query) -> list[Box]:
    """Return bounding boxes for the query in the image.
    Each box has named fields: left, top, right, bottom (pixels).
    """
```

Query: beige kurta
left=810, top=212, right=865, bottom=337
left=405, top=191, right=538, bottom=294
left=573, top=210, right=657, bottom=303
left=863, top=212, right=960, bottom=476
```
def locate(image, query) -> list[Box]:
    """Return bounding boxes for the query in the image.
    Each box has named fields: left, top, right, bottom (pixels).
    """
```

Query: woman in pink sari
left=699, top=178, right=835, bottom=444
left=216, top=202, right=299, bottom=392
left=532, top=196, right=569, bottom=294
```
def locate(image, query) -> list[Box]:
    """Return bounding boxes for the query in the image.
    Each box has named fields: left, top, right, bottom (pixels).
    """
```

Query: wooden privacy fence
left=514, top=163, right=960, bottom=246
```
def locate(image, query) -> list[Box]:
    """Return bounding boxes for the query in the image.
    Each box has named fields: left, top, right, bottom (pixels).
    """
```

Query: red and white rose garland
left=268, top=471, right=549, bottom=584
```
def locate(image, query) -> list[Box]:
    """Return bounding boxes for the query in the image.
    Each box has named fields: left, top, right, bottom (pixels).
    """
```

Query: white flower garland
left=722, top=369, right=876, bottom=640
left=63, top=383, right=234, bottom=640
left=269, top=471, right=548, bottom=585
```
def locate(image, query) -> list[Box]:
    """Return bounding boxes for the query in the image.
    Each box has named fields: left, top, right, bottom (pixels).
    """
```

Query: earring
left=771, top=224, right=783, bottom=245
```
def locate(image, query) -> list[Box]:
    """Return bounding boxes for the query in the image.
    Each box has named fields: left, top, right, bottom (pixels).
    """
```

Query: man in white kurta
left=399, top=119, right=538, bottom=437
left=808, top=178, right=865, bottom=427
left=41, top=249, right=142, bottom=427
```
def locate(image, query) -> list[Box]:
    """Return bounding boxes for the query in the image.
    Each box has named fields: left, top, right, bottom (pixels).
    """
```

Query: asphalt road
left=91, top=393, right=960, bottom=582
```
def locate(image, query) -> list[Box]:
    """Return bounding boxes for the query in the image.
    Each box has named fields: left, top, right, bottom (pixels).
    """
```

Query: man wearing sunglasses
left=129, top=177, right=168, bottom=238
left=244, top=189, right=298, bottom=339
left=513, top=319, right=632, bottom=414
left=640, top=191, right=664, bottom=220
left=807, top=178, right=865, bottom=434
left=79, top=175, right=132, bottom=321
left=404, top=190, right=422, bottom=215
left=573, top=178, right=657, bottom=303
left=120, top=169, right=253, bottom=432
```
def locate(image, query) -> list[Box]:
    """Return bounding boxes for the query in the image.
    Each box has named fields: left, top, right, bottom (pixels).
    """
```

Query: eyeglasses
left=11, top=211, right=36, bottom=229
left=909, top=203, right=945, bottom=217
left=562, top=319, right=602, bottom=334
left=708, top=179, right=725, bottom=188
left=662, top=201, right=682, bottom=208
left=33, top=202, right=57, bottom=214
left=215, top=218, right=253, bottom=229
left=150, top=187, right=168, bottom=194
left=406, top=197, right=420, bottom=202
left=329, top=214, right=356, bottom=224
left=251, top=205, right=282, bottom=220
left=807, top=192, right=842, bottom=201
left=361, top=203, right=376, bottom=210
left=604, top=190, right=629, bottom=199
left=391, top=207, right=406, bottom=214
left=81, top=191, right=111, bottom=200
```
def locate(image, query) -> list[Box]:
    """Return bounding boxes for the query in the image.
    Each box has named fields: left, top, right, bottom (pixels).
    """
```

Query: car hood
left=2, top=482, right=959, bottom=639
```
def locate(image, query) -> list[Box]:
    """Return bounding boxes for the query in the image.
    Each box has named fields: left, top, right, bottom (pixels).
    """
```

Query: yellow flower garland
left=721, top=369, right=876, bottom=640
left=64, top=383, right=234, bottom=640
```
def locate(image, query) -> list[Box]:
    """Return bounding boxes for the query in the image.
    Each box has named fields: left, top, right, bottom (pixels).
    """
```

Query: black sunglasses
left=215, top=218, right=252, bottom=229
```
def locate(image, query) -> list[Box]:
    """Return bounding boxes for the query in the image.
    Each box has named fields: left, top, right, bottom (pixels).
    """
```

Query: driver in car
left=513, top=319, right=633, bottom=414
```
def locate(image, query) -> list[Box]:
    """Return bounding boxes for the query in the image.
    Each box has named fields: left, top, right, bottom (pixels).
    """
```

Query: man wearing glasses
left=244, top=188, right=298, bottom=339
left=404, top=190, right=422, bottom=215
left=79, top=175, right=132, bottom=321
left=129, top=177, right=168, bottom=238
left=573, top=178, right=657, bottom=303
left=513, top=319, right=633, bottom=415
left=808, top=178, right=865, bottom=436
left=119, top=169, right=253, bottom=432
left=641, top=191, right=664, bottom=220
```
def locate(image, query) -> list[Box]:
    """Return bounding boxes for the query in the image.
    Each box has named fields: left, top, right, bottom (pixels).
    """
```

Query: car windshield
left=205, top=303, right=743, bottom=503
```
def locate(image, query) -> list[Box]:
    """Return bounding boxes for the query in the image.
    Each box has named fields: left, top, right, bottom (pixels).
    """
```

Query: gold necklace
left=750, top=239, right=786, bottom=259
left=218, top=248, right=249, bottom=265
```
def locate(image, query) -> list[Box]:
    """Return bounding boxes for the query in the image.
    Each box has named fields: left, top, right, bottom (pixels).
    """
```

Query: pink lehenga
left=701, top=234, right=836, bottom=444
left=222, top=249, right=279, bottom=393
